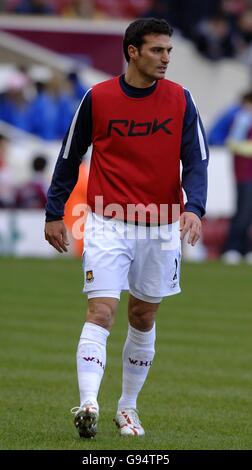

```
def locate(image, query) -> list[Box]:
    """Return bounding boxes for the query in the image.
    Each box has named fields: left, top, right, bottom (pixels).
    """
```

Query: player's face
left=131, top=34, right=173, bottom=82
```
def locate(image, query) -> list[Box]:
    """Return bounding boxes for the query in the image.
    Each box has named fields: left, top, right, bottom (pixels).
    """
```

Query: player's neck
left=124, top=68, right=156, bottom=89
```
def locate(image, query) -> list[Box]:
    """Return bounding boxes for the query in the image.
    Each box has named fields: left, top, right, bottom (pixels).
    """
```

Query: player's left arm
left=180, top=89, right=209, bottom=245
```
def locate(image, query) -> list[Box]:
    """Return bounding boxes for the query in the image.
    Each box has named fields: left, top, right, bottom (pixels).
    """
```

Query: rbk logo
left=107, top=118, right=173, bottom=137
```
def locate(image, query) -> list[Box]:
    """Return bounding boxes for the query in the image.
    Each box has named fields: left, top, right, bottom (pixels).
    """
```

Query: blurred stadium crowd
left=0, top=136, right=48, bottom=209
left=0, top=67, right=88, bottom=140
left=1, top=0, right=252, bottom=62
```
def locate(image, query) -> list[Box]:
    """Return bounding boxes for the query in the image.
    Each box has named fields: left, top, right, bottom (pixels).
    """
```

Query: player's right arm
left=44, top=88, right=92, bottom=252
left=44, top=219, right=69, bottom=253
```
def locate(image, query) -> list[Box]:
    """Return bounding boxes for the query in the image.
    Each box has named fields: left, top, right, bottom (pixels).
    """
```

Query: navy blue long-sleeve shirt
left=46, top=75, right=209, bottom=222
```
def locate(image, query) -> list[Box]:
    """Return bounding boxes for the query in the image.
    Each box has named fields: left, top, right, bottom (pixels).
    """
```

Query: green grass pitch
left=0, top=257, right=251, bottom=450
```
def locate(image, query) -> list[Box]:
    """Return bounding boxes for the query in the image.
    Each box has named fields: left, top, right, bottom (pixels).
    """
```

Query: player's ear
left=128, top=45, right=138, bottom=61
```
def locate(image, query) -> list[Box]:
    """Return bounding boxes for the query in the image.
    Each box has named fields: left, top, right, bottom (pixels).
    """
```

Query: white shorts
left=82, top=212, right=181, bottom=303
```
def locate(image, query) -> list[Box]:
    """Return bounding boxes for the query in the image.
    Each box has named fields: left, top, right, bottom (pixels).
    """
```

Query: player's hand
left=179, top=211, right=201, bottom=246
left=44, top=220, right=69, bottom=253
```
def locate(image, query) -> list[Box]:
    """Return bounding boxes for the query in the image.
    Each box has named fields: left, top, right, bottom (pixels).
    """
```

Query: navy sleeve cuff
left=45, top=214, right=64, bottom=223
left=184, top=203, right=204, bottom=219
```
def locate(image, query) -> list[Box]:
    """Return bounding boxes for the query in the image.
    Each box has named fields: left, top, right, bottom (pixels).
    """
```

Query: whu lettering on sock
left=128, top=357, right=153, bottom=367
left=83, top=356, right=105, bottom=370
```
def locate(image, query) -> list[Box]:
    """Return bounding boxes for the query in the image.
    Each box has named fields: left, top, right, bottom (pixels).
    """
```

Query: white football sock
left=77, top=322, right=109, bottom=407
left=118, top=323, right=156, bottom=411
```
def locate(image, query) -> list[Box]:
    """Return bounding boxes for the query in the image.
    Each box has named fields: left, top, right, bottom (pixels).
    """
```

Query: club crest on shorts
left=86, top=270, right=94, bottom=283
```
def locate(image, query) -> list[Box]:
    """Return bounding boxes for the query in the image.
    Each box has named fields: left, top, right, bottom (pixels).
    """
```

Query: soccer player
left=44, top=18, right=209, bottom=438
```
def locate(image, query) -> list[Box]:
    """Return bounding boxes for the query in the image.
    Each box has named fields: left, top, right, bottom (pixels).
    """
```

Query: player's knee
left=128, top=306, right=156, bottom=331
left=87, top=300, right=116, bottom=330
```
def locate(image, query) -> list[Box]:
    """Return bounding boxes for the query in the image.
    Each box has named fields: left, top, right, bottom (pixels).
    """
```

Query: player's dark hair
left=123, top=18, right=173, bottom=63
